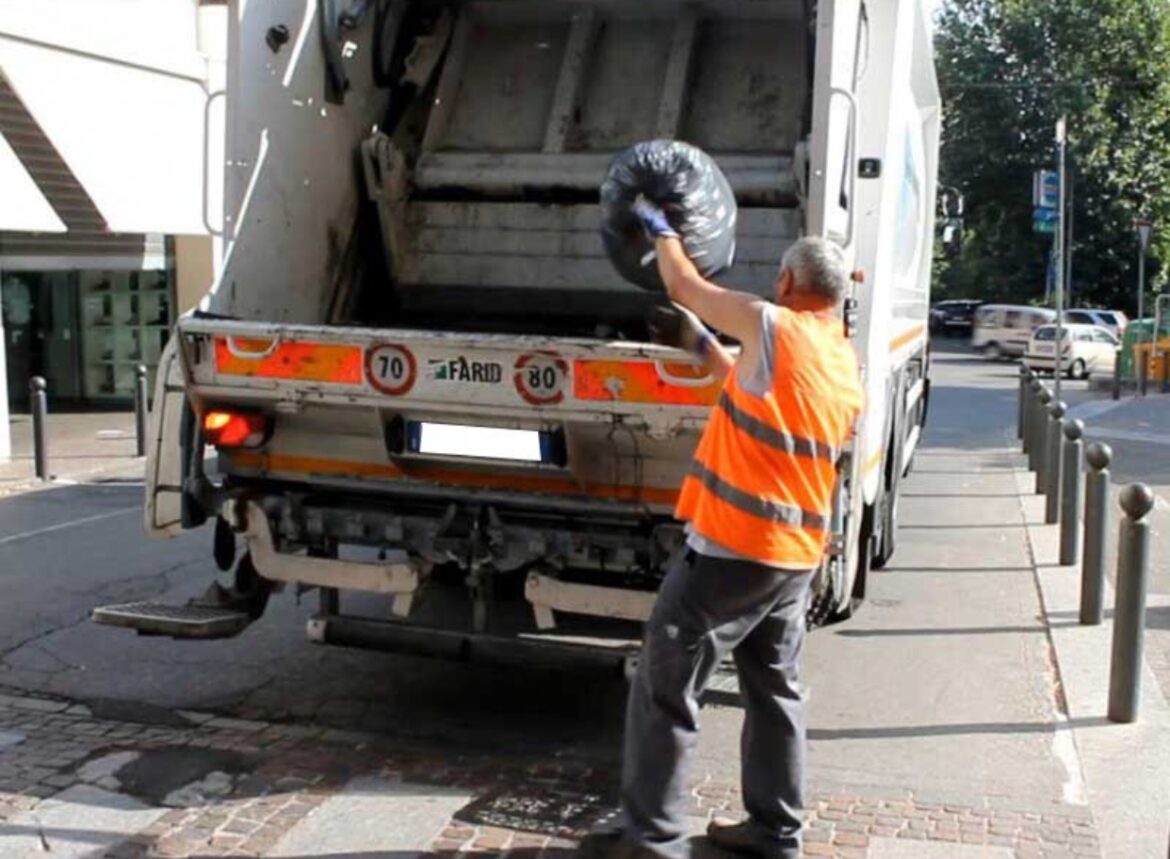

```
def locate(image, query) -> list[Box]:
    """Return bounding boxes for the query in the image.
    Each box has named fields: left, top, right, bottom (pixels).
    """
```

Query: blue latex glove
left=632, top=195, right=680, bottom=240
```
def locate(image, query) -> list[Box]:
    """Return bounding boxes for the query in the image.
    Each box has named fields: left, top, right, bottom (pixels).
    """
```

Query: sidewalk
left=0, top=346, right=1166, bottom=858
left=1, top=412, right=143, bottom=497
left=0, top=444, right=1146, bottom=858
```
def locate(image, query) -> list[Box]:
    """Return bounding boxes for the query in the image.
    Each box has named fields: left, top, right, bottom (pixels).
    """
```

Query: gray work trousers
left=620, top=548, right=812, bottom=858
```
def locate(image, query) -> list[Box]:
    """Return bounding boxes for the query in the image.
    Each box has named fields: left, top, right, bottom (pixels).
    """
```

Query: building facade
left=0, top=0, right=224, bottom=419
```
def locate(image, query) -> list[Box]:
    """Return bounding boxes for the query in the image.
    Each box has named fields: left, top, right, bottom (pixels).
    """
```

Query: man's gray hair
left=780, top=237, right=850, bottom=304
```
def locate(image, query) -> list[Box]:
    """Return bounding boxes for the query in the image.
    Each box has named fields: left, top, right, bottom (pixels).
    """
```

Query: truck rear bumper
left=209, top=477, right=676, bottom=635
left=307, top=614, right=636, bottom=675
left=240, top=500, right=421, bottom=617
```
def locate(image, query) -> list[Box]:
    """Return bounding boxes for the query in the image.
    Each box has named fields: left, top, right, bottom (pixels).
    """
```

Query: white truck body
left=106, top=0, right=939, bottom=664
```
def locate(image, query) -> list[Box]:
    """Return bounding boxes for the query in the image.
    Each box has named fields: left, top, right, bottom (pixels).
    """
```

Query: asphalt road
left=0, top=340, right=1156, bottom=819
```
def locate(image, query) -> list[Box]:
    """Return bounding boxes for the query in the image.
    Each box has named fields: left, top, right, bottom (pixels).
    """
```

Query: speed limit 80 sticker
left=365, top=344, right=416, bottom=396
left=514, top=352, right=568, bottom=405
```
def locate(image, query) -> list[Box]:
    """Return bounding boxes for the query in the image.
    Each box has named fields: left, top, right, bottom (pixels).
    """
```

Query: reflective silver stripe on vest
left=717, top=392, right=840, bottom=464
left=688, top=462, right=830, bottom=532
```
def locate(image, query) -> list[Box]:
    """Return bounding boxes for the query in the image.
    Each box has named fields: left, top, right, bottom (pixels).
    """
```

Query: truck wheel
left=872, top=479, right=899, bottom=570
left=984, top=342, right=1002, bottom=361
left=234, top=552, right=272, bottom=620
left=872, top=419, right=904, bottom=570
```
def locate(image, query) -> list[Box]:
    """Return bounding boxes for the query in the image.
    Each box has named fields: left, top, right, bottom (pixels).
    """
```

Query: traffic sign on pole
left=1034, top=170, right=1060, bottom=209
left=1136, top=218, right=1153, bottom=252
left=1034, top=220, right=1057, bottom=235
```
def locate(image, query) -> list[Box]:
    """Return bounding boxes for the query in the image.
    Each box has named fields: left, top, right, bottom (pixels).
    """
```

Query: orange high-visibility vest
left=675, top=304, right=863, bottom=568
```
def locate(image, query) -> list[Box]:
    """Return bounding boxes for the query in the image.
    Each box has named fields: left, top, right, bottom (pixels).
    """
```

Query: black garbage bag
left=600, top=140, right=737, bottom=292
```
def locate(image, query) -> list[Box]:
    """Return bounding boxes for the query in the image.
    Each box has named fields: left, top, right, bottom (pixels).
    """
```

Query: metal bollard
left=1033, top=387, right=1052, bottom=491
left=1108, top=484, right=1156, bottom=723
left=1045, top=400, right=1067, bottom=522
left=134, top=365, right=148, bottom=458
left=1059, top=420, right=1085, bottom=565
left=29, top=376, right=49, bottom=481
left=1162, top=351, right=1170, bottom=395
left=1030, top=380, right=1047, bottom=463
left=1138, top=354, right=1149, bottom=397
left=1024, top=378, right=1040, bottom=459
left=1024, top=376, right=1034, bottom=458
left=1112, top=348, right=1123, bottom=401
left=1017, top=366, right=1028, bottom=441
left=1080, top=443, right=1112, bottom=626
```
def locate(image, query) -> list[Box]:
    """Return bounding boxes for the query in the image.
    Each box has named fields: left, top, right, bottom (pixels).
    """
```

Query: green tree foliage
left=936, top=0, right=1170, bottom=314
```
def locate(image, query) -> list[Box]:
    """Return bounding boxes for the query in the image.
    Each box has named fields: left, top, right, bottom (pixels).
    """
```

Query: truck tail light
left=202, top=409, right=272, bottom=449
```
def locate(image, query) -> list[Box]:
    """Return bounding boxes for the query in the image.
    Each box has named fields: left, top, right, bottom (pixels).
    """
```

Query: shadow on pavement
left=898, top=524, right=1027, bottom=531
left=835, top=625, right=1043, bottom=637
left=808, top=717, right=1110, bottom=740
left=881, top=567, right=1034, bottom=574
left=1148, top=606, right=1169, bottom=630
left=900, top=492, right=1022, bottom=499
left=190, top=854, right=580, bottom=859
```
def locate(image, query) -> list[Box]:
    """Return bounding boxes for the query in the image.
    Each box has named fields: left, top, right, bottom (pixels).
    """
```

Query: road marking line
left=0, top=507, right=138, bottom=547
left=1066, top=399, right=1127, bottom=422
left=1087, top=426, right=1170, bottom=446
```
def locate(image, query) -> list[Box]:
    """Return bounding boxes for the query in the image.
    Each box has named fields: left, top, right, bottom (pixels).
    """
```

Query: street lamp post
left=1136, top=219, right=1152, bottom=325
left=1054, top=118, right=1067, bottom=403
left=1136, top=218, right=1153, bottom=391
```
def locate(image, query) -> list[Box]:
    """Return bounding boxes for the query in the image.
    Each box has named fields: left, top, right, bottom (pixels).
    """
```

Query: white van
left=972, top=304, right=1057, bottom=359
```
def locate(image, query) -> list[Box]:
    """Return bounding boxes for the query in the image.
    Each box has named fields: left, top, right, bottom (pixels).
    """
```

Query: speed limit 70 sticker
left=365, top=344, right=416, bottom=396
left=514, top=352, right=568, bottom=405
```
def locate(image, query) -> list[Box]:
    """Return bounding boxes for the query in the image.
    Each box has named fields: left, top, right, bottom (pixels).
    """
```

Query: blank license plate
left=416, top=422, right=543, bottom=462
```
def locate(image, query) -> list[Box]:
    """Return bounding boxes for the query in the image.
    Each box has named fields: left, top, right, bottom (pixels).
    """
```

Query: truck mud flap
left=308, top=615, right=636, bottom=675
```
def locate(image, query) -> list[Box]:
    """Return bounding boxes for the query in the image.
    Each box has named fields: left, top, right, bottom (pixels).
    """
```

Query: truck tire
left=872, top=477, right=899, bottom=569
left=872, top=385, right=905, bottom=570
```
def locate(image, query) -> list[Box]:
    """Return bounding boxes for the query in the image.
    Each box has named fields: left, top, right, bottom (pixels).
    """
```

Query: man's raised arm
left=634, top=198, right=766, bottom=377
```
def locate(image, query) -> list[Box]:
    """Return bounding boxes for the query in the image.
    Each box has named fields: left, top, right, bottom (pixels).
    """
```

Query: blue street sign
left=1034, top=207, right=1059, bottom=223
left=1034, top=170, right=1060, bottom=209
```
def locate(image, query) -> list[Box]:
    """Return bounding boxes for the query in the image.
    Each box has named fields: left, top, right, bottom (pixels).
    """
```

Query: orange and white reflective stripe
left=573, top=359, right=721, bottom=406
left=890, top=324, right=927, bottom=354
left=227, top=451, right=680, bottom=506
left=214, top=337, right=363, bottom=384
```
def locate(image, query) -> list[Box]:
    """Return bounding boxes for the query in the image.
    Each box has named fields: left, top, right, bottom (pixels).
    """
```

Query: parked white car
left=1023, top=324, right=1119, bottom=379
left=972, top=304, right=1057, bottom=359
left=1064, top=308, right=1128, bottom=338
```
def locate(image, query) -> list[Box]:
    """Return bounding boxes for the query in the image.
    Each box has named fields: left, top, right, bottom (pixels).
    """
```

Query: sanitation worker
left=580, top=208, right=864, bottom=859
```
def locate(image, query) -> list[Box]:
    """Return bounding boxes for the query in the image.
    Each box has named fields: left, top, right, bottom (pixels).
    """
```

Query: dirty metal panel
left=402, top=201, right=798, bottom=298
left=440, top=21, right=569, bottom=152
left=682, top=20, right=808, bottom=153
left=575, top=21, right=672, bottom=151
left=214, top=0, right=388, bottom=323
left=464, top=1, right=805, bottom=24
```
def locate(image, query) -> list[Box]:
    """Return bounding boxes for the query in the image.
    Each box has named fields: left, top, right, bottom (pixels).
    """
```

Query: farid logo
left=427, top=356, right=504, bottom=384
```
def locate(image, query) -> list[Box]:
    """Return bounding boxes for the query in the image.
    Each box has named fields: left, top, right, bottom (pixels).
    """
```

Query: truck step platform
left=91, top=602, right=252, bottom=639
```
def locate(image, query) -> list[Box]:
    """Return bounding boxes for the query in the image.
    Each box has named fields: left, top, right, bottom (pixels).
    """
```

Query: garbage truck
left=95, top=0, right=940, bottom=670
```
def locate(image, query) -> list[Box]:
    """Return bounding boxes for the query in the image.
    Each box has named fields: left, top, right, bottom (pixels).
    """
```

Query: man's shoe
left=705, top=818, right=799, bottom=859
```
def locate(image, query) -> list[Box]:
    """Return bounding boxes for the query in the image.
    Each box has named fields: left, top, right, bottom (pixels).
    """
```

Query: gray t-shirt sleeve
left=737, top=304, right=779, bottom=398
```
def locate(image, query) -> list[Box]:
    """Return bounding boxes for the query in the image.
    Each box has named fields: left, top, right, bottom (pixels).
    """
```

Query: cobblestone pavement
left=0, top=688, right=1101, bottom=858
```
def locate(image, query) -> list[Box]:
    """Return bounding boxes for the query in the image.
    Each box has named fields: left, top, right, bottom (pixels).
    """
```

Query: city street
left=0, top=344, right=1166, bottom=858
